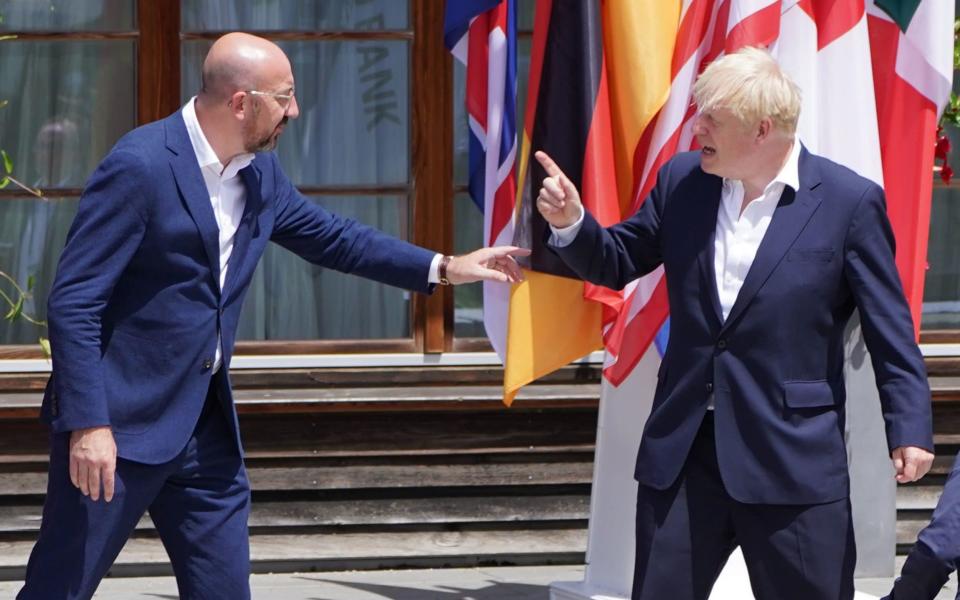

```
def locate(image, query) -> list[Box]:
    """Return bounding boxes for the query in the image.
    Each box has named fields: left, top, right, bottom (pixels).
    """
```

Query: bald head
left=200, top=32, right=291, bottom=102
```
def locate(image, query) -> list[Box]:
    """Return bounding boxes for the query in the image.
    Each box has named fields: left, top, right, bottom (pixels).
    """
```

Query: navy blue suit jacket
left=40, top=111, right=436, bottom=464
left=551, top=149, right=933, bottom=505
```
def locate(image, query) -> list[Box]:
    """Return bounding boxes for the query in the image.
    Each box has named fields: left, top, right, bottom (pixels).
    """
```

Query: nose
left=286, top=95, right=300, bottom=119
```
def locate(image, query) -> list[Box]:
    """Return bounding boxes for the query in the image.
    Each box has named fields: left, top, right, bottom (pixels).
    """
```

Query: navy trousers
left=18, top=376, right=251, bottom=600
left=632, top=411, right=857, bottom=600
left=884, top=452, right=960, bottom=600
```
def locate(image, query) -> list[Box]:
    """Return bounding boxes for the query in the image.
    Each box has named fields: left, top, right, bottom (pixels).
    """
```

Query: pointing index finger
left=534, top=151, right=564, bottom=178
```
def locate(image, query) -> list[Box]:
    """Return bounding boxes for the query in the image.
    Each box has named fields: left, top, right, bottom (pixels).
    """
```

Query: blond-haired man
left=535, top=47, right=933, bottom=599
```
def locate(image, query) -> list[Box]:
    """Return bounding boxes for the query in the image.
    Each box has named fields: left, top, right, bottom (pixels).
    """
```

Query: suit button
left=717, top=340, right=727, bottom=350
left=705, top=382, right=714, bottom=392
left=202, top=358, right=213, bottom=370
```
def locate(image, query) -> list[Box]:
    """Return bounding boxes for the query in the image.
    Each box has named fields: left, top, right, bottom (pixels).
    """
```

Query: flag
left=867, top=0, right=954, bottom=335
left=604, top=0, right=952, bottom=385
left=503, top=0, right=680, bottom=403
left=444, top=0, right=519, bottom=359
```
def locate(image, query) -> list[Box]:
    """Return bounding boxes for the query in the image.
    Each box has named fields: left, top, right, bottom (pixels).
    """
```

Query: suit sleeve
left=843, top=183, right=933, bottom=453
left=46, top=150, right=149, bottom=433
left=267, top=155, right=436, bottom=294
left=547, top=161, right=669, bottom=291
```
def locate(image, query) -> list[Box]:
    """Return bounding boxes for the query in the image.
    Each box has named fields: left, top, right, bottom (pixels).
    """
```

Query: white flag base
left=551, top=548, right=881, bottom=599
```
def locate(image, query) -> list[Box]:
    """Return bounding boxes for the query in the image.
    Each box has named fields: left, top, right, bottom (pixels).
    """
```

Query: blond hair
left=692, top=46, right=801, bottom=134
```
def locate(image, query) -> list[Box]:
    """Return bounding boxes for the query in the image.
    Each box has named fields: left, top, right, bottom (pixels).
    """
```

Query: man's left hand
left=891, top=446, right=934, bottom=483
left=445, top=246, right=531, bottom=285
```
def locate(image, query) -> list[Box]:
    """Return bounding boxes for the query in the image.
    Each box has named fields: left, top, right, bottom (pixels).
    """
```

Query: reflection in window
left=236, top=196, right=413, bottom=340
left=0, top=199, right=78, bottom=344
left=181, top=0, right=408, bottom=32
left=0, top=40, right=136, bottom=188
left=182, top=39, right=410, bottom=187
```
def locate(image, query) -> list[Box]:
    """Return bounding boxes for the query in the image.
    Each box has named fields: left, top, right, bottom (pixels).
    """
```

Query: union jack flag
left=444, top=0, right=518, bottom=359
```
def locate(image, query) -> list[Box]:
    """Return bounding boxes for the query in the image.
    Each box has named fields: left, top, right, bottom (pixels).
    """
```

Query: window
left=0, top=0, right=136, bottom=346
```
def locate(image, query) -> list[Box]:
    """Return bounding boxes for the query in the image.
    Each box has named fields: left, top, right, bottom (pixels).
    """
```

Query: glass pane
left=454, top=193, right=485, bottom=338
left=183, top=40, right=410, bottom=187
left=0, top=0, right=134, bottom=31
left=454, top=37, right=530, bottom=186
left=0, top=40, right=136, bottom=189
left=518, top=0, right=535, bottom=31
left=937, top=121, right=960, bottom=180
left=237, top=195, right=413, bottom=340
left=181, top=0, right=408, bottom=32
left=0, top=198, right=77, bottom=345
left=922, top=186, right=960, bottom=329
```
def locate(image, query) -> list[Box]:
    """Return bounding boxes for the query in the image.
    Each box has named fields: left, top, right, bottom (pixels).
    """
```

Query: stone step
left=0, top=525, right=588, bottom=580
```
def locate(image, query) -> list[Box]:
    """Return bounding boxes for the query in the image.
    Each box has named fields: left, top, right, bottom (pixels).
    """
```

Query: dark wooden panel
left=234, top=340, right=417, bottom=355
left=927, top=357, right=960, bottom=377
left=137, top=0, right=180, bottom=125
left=0, top=404, right=599, bottom=456
left=411, top=0, right=453, bottom=353
left=920, top=330, right=960, bottom=344
left=238, top=410, right=599, bottom=455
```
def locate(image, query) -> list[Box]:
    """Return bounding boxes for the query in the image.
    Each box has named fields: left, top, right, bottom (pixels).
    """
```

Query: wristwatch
left=438, top=255, right=453, bottom=286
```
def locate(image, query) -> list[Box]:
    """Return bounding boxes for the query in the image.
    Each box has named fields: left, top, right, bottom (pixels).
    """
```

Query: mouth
left=701, top=146, right=716, bottom=157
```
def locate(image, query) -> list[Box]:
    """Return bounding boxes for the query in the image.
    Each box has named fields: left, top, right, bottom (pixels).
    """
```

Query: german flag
left=504, top=0, right=679, bottom=403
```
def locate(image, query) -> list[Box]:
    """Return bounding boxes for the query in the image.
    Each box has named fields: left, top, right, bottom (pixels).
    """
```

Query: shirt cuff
left=549, top=206, right=585, bottom=247
left=428, top=253, right=443, bottom=284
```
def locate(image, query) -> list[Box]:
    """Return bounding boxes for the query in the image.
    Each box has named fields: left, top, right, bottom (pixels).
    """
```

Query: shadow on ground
left=297, top=577, right=549, bottom=600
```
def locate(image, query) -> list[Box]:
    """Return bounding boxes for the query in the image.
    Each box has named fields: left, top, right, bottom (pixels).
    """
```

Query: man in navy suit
left=18, top=32, right=528, bottom=600
left=535, top=47, right=934, bottom=600
left=884, top=452, right=960, bottom=599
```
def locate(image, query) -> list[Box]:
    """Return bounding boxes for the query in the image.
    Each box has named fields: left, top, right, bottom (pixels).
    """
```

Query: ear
left=228, top=91, right=249, bottom=121
left=756, top=117, right=773, bottom=142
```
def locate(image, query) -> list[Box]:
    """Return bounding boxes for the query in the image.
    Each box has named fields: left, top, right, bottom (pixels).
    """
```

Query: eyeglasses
left=246, top=89, right=295, bottom=110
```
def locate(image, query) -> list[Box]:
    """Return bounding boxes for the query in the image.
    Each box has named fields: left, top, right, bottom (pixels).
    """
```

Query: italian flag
left=868, top=0, right=954, bottom=335
left=779, top=0, right=952, bottom=338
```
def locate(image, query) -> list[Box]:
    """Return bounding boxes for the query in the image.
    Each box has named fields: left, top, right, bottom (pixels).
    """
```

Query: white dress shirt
left=182, top=97, right=254, bottom=372
left=714, top=140, right=800, bottom=320
left=181, top=98, right=442, bottom=371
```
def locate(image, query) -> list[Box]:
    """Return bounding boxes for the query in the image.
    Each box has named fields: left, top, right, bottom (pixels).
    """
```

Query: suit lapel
left=223, top=165, right=262, bottom=299
left=165, top=114, right=222, bottom=290
left=720, top=149, right=823, bottom=334
left=695, top=175, right=724, bottom=330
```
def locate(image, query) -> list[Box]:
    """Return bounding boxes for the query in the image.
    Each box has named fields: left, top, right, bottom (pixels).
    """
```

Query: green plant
left=0, top=271, right=49, bottom=356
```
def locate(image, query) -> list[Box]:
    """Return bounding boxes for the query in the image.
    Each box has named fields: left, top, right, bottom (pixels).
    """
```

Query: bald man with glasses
left=18, top=32, right=528, bottom=600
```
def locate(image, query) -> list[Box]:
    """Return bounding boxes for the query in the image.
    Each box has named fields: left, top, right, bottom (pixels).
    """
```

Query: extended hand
left=891, top=446, right=934, bottom=483
left=445, top=246, right=531, bottom=285
left=69, top=426, right=117, bottom=502
left=534, top=150, right=584, bottom=229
